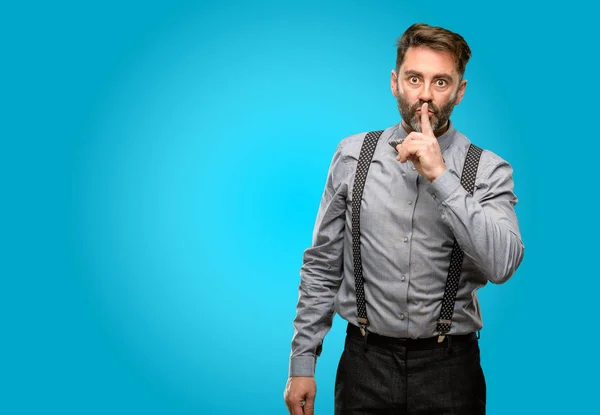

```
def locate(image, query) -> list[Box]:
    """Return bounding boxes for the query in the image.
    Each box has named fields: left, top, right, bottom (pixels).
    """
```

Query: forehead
left=400, top=46, right=458, bottom=77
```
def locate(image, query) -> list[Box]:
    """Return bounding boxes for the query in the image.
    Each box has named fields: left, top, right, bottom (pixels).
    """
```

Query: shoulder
left=335, top=125, right=398, bottom=159
left=336, top=131, right=367, bottom=155
left=452, top=130, right=514, bottom=179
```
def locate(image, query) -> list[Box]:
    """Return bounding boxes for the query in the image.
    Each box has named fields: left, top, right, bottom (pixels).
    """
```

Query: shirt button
left=408, top=201, right=413, bottom=205
left=411, top=166, right=416, bottom=171
left=401, top=275, right=406, bottom=282
left=432, top=194, right=437, bottom=200
left=400, top=313, right=406, bottom=320
left=403, top=237, right=408, bottom=243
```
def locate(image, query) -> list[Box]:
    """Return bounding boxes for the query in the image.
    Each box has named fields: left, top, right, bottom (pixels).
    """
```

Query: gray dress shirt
left=289, top=121, right=525, bottom=377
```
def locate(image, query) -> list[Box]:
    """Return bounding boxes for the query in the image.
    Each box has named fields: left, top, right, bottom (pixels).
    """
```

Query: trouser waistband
left=346, top=323, right=477, bottom=350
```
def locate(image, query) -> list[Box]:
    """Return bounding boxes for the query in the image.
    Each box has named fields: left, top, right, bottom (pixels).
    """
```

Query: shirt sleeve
left=426, top=156, right=525, bottom=284
left=289, top=141, right=349, bottom=377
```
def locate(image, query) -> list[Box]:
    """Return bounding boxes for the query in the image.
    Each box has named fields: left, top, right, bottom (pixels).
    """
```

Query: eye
left=409, top=76, right=420, bottom=84
left=435, top=79, right=447, bottom=87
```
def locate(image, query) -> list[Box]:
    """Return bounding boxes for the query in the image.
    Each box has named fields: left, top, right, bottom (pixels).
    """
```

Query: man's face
left=391, top=46, right=466, bottom=133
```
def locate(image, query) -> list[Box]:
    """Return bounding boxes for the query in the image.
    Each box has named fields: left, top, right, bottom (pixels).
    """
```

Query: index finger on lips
left=420, top=102, right=434, bottom=136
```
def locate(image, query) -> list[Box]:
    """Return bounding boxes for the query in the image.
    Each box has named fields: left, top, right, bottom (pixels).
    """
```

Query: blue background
left=2, top=0, right=597, bottom=413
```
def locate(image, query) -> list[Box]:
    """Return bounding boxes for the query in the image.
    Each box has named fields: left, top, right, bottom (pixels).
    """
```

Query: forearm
left=427, top=165, right=524, bottom=284
left=289, top=262, right=340, bottom=377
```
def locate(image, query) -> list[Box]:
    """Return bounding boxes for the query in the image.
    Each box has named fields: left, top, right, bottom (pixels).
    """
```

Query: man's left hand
left=396, top=102, right=447, bottom=182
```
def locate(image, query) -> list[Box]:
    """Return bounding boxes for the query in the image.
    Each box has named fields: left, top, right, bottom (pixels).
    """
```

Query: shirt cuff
left=289, top=355, right=316, bottom=377
left=426, top=169, right=462, bottom=204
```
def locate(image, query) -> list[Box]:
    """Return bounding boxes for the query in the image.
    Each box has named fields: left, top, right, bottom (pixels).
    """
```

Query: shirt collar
left=388, top=120, right=456, bottom=154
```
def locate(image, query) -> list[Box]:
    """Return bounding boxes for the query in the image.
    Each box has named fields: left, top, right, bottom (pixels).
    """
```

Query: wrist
left=428, top=166, right=447, bottom=182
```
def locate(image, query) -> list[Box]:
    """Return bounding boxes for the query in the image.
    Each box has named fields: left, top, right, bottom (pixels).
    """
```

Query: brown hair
left=396, top=23, right=472, bottom=78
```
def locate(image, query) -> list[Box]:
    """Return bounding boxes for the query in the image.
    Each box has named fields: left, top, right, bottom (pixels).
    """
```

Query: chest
left=345, top=148, right=460, bottom=244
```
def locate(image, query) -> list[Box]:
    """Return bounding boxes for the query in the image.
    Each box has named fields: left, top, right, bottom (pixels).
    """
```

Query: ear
left=454, top=79, right=467, bottom=105
left=391, top=70, right=400, bottom=98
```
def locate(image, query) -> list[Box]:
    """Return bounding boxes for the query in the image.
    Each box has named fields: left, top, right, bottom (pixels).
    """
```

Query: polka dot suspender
left=435, top=143, right=483, bottom=341
left=351, top=130, right=384, bottom=336
left=351, top=130, right=483, bottom=340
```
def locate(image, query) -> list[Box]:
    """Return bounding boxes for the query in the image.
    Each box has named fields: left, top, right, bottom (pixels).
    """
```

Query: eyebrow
left=403, top=70, right=454, bottom=82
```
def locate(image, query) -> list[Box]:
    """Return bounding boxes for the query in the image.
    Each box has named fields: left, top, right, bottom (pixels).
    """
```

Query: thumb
left=303, top=401, right=315, bottom=415
left=303, top=392, right=316, bottom=415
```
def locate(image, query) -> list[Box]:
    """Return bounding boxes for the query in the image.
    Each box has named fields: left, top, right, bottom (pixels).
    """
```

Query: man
left=284, top=23, right=524, bottom=414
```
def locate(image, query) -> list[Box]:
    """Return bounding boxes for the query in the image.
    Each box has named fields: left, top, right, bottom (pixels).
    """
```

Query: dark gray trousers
left=334, top=332, right=486, bottom=414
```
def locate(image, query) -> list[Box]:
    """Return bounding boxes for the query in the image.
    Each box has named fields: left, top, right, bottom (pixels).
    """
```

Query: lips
left=416, top=109, right=434, bottom=115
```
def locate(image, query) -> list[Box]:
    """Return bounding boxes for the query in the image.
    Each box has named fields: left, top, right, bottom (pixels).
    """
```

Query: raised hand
left=396, top=102, right=447, bottom=182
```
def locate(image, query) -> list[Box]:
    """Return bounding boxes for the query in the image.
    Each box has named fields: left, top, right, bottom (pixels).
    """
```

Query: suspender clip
left=357, top=317, right=368, bottom=337
left=357, top=318, right=369, bottom=351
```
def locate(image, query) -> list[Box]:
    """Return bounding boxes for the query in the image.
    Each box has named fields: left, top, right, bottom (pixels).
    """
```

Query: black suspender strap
left=351, top=130, right=384, bottom=336
left=436, top=144, right=483, bottom=342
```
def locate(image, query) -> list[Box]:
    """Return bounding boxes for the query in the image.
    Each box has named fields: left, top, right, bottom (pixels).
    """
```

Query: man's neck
left=401, top=120, right=450, bottom=138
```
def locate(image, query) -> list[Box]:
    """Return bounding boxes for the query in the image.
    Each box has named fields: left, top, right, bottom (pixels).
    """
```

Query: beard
left=396, top=86, right=457, bottom=133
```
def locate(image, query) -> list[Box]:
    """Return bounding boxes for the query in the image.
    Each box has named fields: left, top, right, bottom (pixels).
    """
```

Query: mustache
left=411, top=101, right=440, bottom=115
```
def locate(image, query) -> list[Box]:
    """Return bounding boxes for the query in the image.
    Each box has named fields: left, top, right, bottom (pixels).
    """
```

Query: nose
left=418, top=82, right=433, bottom=102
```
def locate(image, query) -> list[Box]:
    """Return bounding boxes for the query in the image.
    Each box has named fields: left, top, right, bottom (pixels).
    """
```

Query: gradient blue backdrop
left=3, top=1, right=597, bottom=413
